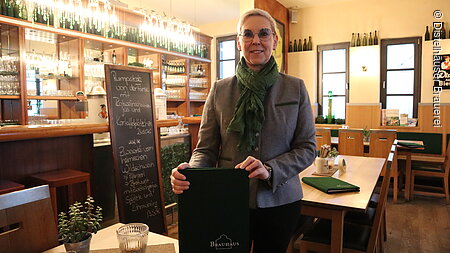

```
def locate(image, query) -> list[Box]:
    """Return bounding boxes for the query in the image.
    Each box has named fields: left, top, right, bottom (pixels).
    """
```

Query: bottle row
left=289, top=37, right=313, bottom=52
left=350, top=31, right=379, bottom=47
left=163, top=60, right=186, bottom=74
left=424, top=22, right=448, bottom=41
left=0, top=0, right=209, bottom=58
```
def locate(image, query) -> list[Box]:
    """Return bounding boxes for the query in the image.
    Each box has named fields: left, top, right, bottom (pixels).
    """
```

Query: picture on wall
left=274, top=19, right=285, bottom=73
left=435, top=54, right=450, bottom=89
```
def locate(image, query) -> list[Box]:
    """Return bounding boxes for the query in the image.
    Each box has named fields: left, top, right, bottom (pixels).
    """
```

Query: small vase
left=364, top=136, right=370, bottom=142
left=64, top=234, right=92, bottom=253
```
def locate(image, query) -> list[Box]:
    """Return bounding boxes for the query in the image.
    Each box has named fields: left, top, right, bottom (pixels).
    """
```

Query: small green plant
left=362, top=127, right=371, bottom=139
left=58, top=196, right=103, bottom=243
left=328, top=147, right=339, bottom=158
left=316, top=115, right=326, bottom=124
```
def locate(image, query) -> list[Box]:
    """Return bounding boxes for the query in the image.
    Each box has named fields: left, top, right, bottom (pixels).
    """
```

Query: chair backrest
left=368, top=129, right=397, bottom=158
left=443, top=140, right=450, bottom=176
left=338, top=129, right=364, bottom=156
left=0, top=185, right=58, bottom=253
left=315, top=128, right=332, bottom=149
left=366, top=144, right=395, bottom=252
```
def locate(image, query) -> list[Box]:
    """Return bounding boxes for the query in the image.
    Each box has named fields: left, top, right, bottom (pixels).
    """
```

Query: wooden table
left=44, top=223, right=179, bottom=253
left=299, top=155, right=386, bottom=253
left=330, top=137, right=424, bottom=200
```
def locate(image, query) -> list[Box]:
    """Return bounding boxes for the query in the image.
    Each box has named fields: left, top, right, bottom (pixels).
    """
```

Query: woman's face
left=237, top=15, right=278, bottom=72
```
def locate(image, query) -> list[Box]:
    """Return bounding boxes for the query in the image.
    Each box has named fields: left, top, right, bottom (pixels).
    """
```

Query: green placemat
left=302, top=177, right=360, bottom=194
left=397, top=141, right=425, bottom=149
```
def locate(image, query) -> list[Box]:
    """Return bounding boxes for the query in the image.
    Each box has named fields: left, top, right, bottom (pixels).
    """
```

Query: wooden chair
left=368, top=130, right=397, bottom=158
left=410, top=140, right=450, bottom=202
left=315, top=128, right=332, bottom=149
left=0, top=180, right=25, bottom=195
left=338, top=129, right=364, bottom=156
left=299, top=151, right=394, bottom=253
left=0, top=185, right=58, bottom=252
left=30, top=169, right=91, bottom=220
left=368, top=130, right=398, bottom=202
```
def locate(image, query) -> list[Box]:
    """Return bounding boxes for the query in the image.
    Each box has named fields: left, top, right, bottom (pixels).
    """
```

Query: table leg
left=301, top=205, right=345, bottom=253
left=404, top=152, right=412, bottom=201
left=330, top=210, right=345, bottom=253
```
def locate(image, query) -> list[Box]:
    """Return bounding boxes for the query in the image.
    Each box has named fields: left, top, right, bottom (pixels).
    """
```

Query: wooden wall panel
left=0, top=135, right=93, bottom=184
left=345, top=103, right=380, bottom=129
left=418, top=103, right=446, bottom=134
left=254, top=0, right=289, bottom=72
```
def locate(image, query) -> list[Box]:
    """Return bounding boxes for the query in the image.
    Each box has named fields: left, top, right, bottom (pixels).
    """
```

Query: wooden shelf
left=190, top=99, right=206, bottom=102
left=0, top=95, right=20, bottom=99
left=165, top=72, right=187, bottom=75
left=0, top=16, right=212, bottom=63
left=27, top=96, right=77, bottom=100
left=35, top=75, right=77, bottom=80
left=167, top=99, right=186, bottom=102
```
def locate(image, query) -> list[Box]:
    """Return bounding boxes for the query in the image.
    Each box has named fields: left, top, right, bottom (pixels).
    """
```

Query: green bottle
left=293, top=39, right=297, bottom=52
left=13, top=0, right=19, bottom=19
left=307, top=36, right=312, bottom=51
left=21, top=1, right=27, bottom=20
left=7, top=0, right=14, bottom=17
left=1, top=0, right=5, bottom=16
left=327, top=91, right=333, bottom=124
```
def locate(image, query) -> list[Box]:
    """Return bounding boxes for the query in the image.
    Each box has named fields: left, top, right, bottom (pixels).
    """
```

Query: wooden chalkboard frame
left=104, top=64, right=167, bottom=234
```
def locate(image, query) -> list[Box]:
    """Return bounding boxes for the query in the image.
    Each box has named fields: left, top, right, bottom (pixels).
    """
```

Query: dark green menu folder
left=302, top=177, right=360, bottom=194
left=397, top=141, right=425, bottom=149
left=178, top=168, right=249, bottom=253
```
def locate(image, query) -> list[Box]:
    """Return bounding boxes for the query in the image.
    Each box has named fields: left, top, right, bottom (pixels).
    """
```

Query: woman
left=171, top=9, right=316, bottom=252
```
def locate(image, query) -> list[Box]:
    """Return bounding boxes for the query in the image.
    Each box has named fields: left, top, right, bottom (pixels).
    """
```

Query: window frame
left=317, top=42, right=350, bottom=119
left=380, top=37, right=422, bottom=118
left=216, top=34, right=240, bottom=80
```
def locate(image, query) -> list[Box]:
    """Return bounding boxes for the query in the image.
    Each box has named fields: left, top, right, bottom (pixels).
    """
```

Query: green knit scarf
left=227, top=56, right=279, bottom=152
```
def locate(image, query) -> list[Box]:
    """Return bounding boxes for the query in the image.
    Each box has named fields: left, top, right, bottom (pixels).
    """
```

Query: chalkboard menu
left=105, top=65, right=166, bottom=234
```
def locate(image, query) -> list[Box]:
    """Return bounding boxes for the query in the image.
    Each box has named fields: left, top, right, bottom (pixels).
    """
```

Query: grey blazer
left=189, top=73, right=316, bottom=208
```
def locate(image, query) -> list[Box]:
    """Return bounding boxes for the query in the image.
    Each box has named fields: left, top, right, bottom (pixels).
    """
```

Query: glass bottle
left=374, top=31, right=379, bottom=45
left=424, top=26, right=430, bottom=41
left=112, top=50, right=117, bottom=64
left=13, top=0, right=19, bottom=19
left=302, top=38, right=307, bottom=51
left=307, top=36, right=312, bottom=51
left=0, top=0, right=5, bottom=16
left=356, top=33, right=361, bottom=46
left=21, top=0, right=27, bottom=20
left=362, top=33, right=367, bottom=46
left=327, top=91, right=333, bottom=124
left=288, top=41, right=292, bottom=52
left=368, top=32, right=373, bottom=45
left=7, top=0, right=14, bottom=17
left=441, top=23, right=446, bottom=39
left=293, top=39, right=297, bottom=52
left=350, top=33, right=355, bottom=47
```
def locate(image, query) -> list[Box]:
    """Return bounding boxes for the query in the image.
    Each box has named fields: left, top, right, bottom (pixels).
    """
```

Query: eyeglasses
left=239, top=28, right=275, bottom=42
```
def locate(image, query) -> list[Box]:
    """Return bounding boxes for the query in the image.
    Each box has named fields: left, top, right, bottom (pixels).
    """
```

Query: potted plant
left=363, top=127, right=371, bottom=142
left=58, top=196, right=103, bottom=253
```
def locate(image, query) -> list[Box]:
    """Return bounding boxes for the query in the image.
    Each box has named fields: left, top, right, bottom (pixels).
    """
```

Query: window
left=216, top=35, right=239, bottom=80
left=380, top=37, right=421, bottom=118
left=317, top=43, right=350, bottom=120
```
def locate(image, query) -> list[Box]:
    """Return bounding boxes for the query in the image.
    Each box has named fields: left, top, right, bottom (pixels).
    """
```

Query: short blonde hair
left=237, top=9, right=277, bottom=34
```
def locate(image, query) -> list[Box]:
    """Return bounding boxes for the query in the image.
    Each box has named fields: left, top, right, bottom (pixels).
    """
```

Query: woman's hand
left=170, top=162, right=191, bottom=194
left=235, top=156, right=270, bottom=180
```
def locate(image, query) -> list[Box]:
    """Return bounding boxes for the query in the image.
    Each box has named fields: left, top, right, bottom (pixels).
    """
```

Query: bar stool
left=0, top=179, right=25, bottom=195
left=30, top=169, right=91, bottom=220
